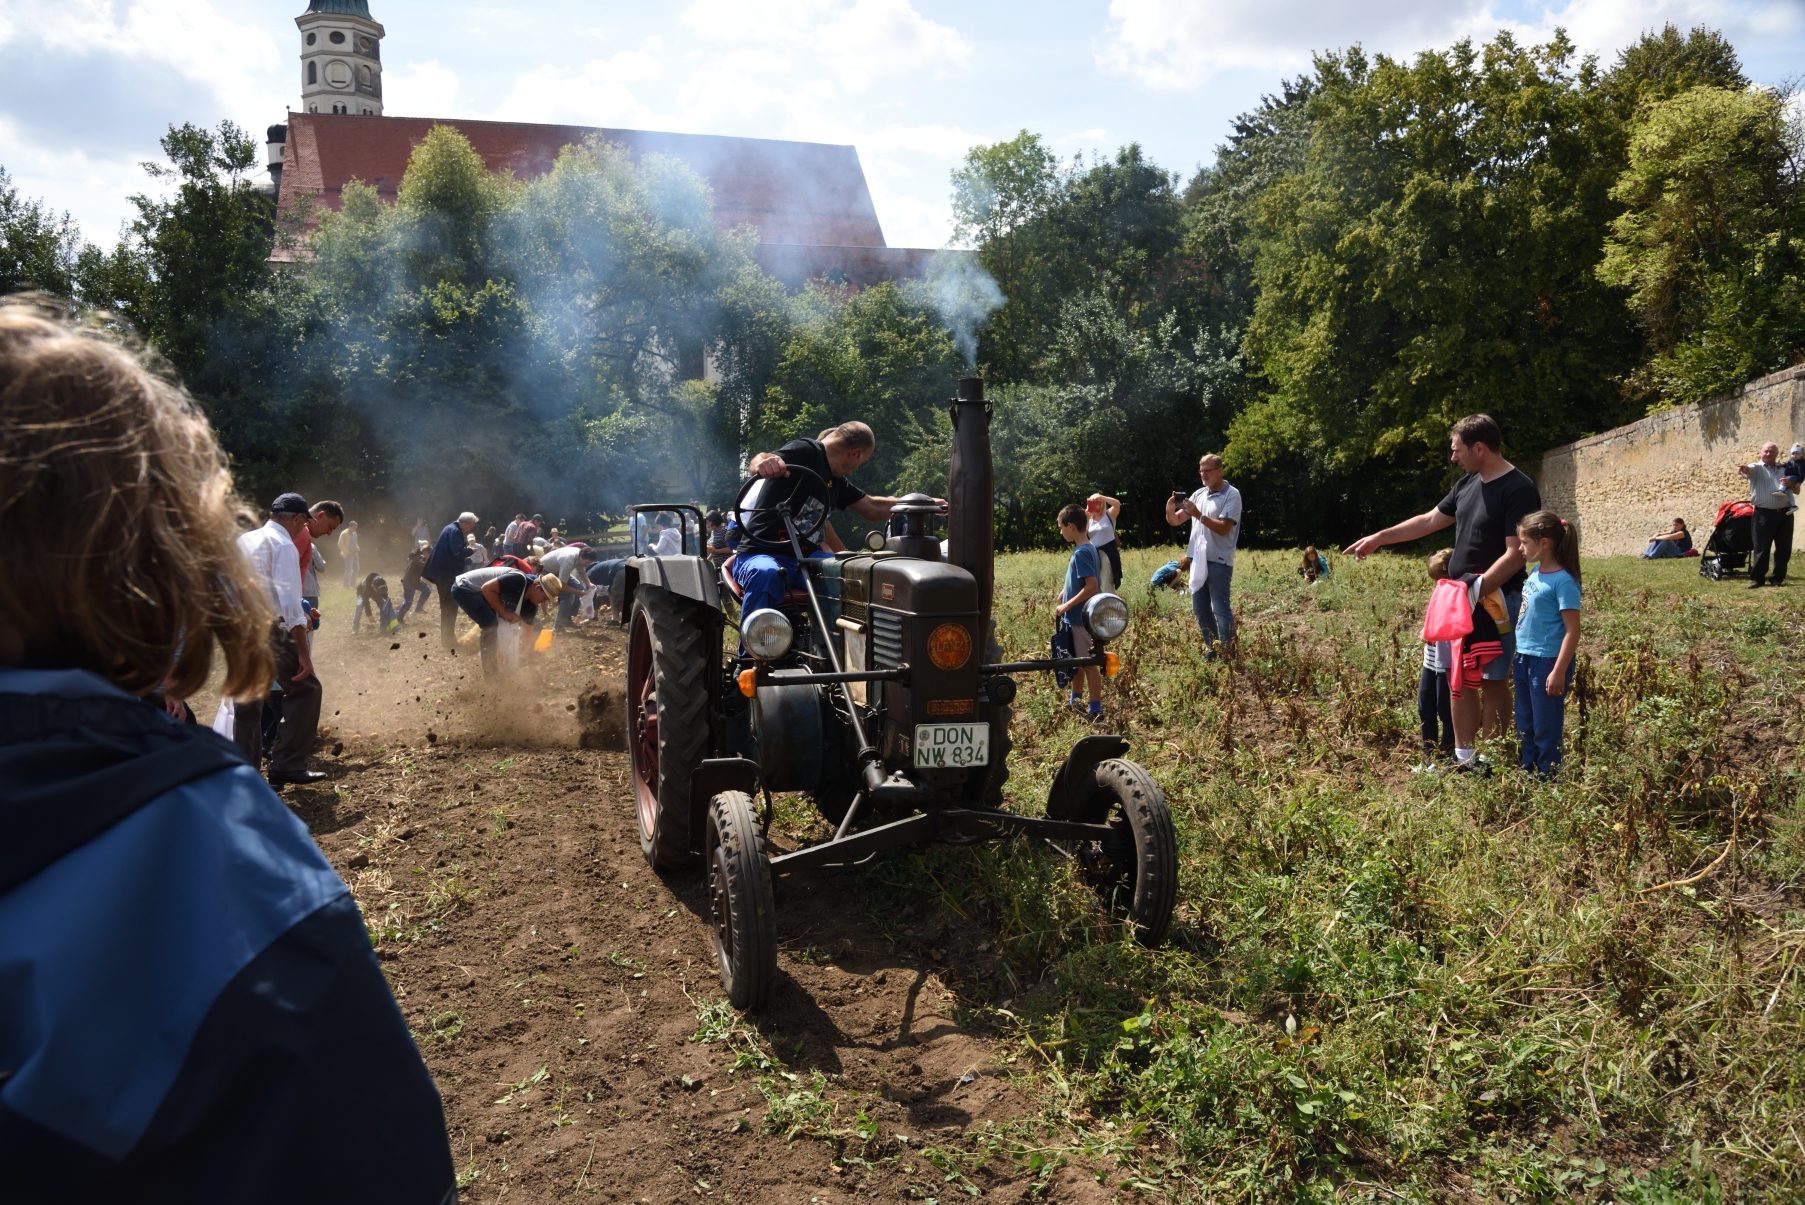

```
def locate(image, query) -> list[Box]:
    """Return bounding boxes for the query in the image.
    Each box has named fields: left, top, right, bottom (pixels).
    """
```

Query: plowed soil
left=231, top=594, right=1110, bottom=1204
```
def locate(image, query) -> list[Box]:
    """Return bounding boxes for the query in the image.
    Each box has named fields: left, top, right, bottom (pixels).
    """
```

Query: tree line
left=2, top=24, right=1800, bottom=549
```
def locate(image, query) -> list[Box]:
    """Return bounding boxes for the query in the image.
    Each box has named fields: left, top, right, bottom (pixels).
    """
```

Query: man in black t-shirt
left=732, top=422, right=929, bottom=618
left=1343, top=414, right=1541, bottom=766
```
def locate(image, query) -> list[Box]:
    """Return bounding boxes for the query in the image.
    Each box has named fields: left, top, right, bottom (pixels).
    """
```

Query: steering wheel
left=733, top=461, right=831, bottom=552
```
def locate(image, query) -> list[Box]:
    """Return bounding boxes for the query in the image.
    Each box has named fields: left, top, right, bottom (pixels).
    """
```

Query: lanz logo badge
left=881, top=583, right=895, bottom=600
left=927, top=623, right=972, bottom=671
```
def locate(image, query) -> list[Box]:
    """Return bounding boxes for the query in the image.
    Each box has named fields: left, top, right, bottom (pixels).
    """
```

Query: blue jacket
left=0, top=668, right=455, bottom=1204
left=422, top=522, right=468, bottom=585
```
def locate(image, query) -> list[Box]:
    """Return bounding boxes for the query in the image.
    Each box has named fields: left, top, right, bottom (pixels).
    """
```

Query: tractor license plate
left=913, top=723, right=988, bottom=769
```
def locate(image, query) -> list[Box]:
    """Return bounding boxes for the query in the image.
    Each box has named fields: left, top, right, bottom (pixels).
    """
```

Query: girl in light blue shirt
left=1512, top=511, right=1582, bottom=776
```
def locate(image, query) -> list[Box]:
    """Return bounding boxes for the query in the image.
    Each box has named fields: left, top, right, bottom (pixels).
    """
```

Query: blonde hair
left=0, top=298, right=274, bottom=699
left=1427, top=548, right=1453, bottom=580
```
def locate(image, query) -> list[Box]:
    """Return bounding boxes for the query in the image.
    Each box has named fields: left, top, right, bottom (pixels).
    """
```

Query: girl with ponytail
left=1512, top=510, right=1582, bottom=776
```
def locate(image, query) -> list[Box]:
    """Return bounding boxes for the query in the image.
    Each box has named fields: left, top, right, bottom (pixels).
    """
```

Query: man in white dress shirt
left=233, top=493, right=326, bottom=785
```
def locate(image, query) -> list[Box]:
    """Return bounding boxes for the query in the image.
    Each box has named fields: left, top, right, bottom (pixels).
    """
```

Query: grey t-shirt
left=454, top=566, right=538, bottom=621
left=1747, top=461, right=1793, bottom=510
left=1188, top=483, right=1243, bottom=566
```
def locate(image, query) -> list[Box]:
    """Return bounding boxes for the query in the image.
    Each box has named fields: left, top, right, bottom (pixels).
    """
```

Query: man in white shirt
left=651, top=515, right=684, bottom=557
left=1164, top=453, right=1243, bottom=655
left=233, top=493, right=326, bottom=785
left=1739, top=441, right=1797, bottom=588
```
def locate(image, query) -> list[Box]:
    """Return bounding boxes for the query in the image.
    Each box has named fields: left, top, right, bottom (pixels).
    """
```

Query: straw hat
left=535, top=574, right=563, bottom=598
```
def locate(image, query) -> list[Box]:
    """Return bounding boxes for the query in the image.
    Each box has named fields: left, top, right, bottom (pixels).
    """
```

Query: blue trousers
left=733, top=550, right=829, bottom=616
left=451, top=583, right=504, bottom=675
left=1190, top=562, right=1235, bottom=650
left=352, top=597, right=395, bottom=633
left=395, top=580, right=433, bottom=619
left=1512, top=653, right=1573, bottom=777
left=1642, top=540, right=1685, bottom=559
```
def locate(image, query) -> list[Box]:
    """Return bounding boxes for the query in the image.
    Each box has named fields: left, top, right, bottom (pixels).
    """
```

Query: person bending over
left=734, top=422, right=938, bottom=617
left=0, top=301, right=454, bottom=1203
left=451, top=563, right=559, bottom=676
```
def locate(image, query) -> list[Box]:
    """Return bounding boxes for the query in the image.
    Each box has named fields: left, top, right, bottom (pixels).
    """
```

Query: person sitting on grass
left=1299, top=545, right=1331, bottom=583
left=1641, top=517, right=1692, bottom=559
left=1513, top=510, right=1582, bottom=778
left=1055, top=503, right=1106, bottom=722
left=0, top=301, right=454, bottom=1201
left=450, top=564, right=560, bottom=677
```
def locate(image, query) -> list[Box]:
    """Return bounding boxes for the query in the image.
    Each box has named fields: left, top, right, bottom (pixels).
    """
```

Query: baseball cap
left=271, top=492, right=310, bottom=516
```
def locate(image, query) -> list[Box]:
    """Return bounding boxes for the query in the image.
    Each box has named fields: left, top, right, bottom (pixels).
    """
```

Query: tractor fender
left=1045, top=734, right=1130, bottom=822
left=623, top=554, right=721, bottom=616
left=689, top=758, right=762, bottom=848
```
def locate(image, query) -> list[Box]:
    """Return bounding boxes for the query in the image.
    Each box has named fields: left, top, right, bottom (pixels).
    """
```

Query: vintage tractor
left=617, top=378, right=1177, bottom=1008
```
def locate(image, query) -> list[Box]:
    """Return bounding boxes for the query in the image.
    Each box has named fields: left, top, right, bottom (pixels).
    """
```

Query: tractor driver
left=735, top=421, right=936, bottom=617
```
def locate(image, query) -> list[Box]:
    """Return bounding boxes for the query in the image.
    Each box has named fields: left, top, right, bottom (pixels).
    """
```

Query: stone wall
left=1537, top=364, right=1805, bottom=556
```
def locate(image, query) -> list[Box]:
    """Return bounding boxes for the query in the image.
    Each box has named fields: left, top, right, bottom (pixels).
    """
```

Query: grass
left=834, top=547, right=1805, bottom=1203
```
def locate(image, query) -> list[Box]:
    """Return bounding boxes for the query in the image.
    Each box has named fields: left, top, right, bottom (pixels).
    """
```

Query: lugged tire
left=627, top=585, right=713, bottom=869
left=1071, top=758, right=1178, bottom=945
left=706, top=791, right=777, bottom=1010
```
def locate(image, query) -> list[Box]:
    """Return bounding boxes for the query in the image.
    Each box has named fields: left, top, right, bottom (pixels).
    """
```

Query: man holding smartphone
left=1165, top=454, right=1242, bottom=655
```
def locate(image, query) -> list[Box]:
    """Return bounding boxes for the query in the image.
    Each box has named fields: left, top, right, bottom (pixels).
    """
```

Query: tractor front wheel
left=705, top=791, right=777, bottom=1010
left=627, top=586, right=713, bottom=869
left=1068, top=759, right=1177, bottom=945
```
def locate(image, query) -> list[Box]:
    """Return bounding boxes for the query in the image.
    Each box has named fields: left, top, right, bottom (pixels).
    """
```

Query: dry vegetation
left=284, top=547, right=1804, bottom=1203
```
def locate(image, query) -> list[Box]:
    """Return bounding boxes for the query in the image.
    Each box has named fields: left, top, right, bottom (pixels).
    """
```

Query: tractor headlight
left=1083, top=593, right=1130, bottom=642
left=743, top=608, right=794, bottom=660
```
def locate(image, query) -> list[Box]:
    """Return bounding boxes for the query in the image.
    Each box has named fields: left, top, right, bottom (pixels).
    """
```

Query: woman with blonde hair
left=0, top=301, right=453, bottom=1201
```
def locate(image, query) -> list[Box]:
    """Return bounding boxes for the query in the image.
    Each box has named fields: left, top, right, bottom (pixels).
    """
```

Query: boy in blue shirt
left=1513, top=510, right=1583, bottom=776
left=1056, top=503, right=1105, bottom=720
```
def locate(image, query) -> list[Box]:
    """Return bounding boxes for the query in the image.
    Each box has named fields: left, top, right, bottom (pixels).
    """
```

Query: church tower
left=297, top=0, right=384, bottom=117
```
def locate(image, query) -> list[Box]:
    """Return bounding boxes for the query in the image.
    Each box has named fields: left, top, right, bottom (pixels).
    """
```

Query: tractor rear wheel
left=627, top=585, right=713, bottom=869
left=706, top=791, right=777, bottom=1010
left=1068, top=758, right=1177, bottom=945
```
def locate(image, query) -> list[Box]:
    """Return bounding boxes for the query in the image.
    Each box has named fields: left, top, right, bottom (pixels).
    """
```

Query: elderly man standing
left=423, top=511, right=479, bottom=649
left=1165, top=453, right=1243, bottom=656
left=1344, top=414, right=1539, bottom=771
left=234, top=493, right=326, bottom=785
left=1739, top=441, right=1797, bottom=588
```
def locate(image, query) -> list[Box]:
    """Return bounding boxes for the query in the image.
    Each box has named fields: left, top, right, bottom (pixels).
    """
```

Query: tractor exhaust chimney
left=946, top=376, right=994, bottom=644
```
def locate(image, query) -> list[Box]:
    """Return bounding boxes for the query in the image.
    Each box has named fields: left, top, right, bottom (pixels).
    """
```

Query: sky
left=3, top=0, right=1802, bottom=250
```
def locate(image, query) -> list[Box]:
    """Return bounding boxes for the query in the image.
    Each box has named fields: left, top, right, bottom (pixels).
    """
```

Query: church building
left=265, top=0, right=937, bottom=288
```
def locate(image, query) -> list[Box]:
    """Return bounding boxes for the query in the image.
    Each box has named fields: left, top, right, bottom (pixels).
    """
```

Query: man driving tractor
left=734, top=421, right=940, bottom=614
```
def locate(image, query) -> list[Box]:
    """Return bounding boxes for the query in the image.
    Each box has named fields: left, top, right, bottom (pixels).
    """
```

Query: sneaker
left=1453, top=756, right=1494, bottom=777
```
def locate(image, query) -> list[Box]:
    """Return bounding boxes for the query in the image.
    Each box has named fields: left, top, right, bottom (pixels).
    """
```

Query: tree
left=1598, top=85, right=1803, bottom=407
left=0, top=168, right=84, bottom=297
left=84, top=122, right=274, bottom=377
left=1225, top=33, right=1646, bottom=540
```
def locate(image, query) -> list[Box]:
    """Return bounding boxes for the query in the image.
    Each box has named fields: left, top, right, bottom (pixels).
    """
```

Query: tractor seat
left=719, top=554, right=812, bottom=606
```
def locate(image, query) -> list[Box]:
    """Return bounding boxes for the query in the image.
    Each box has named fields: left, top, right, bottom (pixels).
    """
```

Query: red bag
left=489, top=554, right=535, bottom=573
left=1422, top=578, right=1474, bottom=642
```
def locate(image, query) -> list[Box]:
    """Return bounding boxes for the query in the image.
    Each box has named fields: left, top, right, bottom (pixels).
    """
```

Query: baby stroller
left=1699, top=500, right=1756, bottom=580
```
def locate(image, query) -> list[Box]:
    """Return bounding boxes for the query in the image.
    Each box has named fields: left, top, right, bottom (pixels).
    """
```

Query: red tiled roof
left=274, top=113, right=933, bottom=286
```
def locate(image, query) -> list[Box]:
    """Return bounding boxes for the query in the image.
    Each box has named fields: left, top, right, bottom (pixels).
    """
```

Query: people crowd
left=0, top=294, right=1789, bottom=1202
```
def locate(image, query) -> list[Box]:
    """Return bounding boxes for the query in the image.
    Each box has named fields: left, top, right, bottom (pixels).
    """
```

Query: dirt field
left=241, top=588, right=1104, bottom=1204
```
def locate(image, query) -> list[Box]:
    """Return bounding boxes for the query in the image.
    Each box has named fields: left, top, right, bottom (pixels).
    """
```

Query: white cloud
left=679, top=0, right=969, bottom=91
left=1096, top=0, right=1490, bottom=88
left=491, top=41, right=664, bottom=126
left=1097, top=0, right=1805, bottom=89
left=1, top=0, right=284, bottom=117
left=385, top=60, right=463, bottom=117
